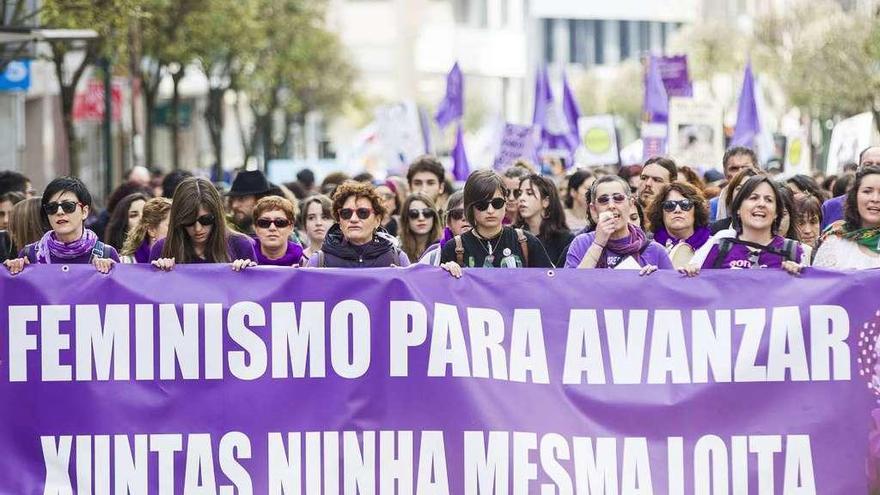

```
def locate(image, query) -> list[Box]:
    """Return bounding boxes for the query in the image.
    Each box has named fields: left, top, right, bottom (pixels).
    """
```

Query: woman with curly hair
left=307, top=181, right=409, bottom=268
left=645, top=182, right=711, bottom=268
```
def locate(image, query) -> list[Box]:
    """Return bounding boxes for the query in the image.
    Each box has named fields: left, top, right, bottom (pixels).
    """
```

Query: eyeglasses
left=447, top=208, right=465, bottom=221
left=339, top=208, right=373, bottom=220
left=594, top=193, right=627, bottom=205
left=43, top=201, right=82, bottom=215
left=473, top=197, right=506, bottom=211
left=505, top=189, right=522, bottom=200
left=407, top=208, right=434, bottom=220
left=182, top=214, right=216, bottom=227
left=255, top=218, right=292, bottom=229
left=661, top=199, right=694, bottom=212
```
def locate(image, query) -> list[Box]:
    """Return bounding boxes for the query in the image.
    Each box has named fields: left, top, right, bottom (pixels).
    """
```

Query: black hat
left=227, top=170, right=271, bottom=197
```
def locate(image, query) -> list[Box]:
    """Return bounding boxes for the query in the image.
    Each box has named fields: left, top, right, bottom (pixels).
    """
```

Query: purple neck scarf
left=134, top=239, right=152, bottom=264
left=35, top=228, right=98, bottom=264
left=599, top=224, right=648, bottom=268
left=440, top=227, right=454, bottom=247
left=255, top=240, right=303, bottom=266
left=653, top=226, right=711, bottom=251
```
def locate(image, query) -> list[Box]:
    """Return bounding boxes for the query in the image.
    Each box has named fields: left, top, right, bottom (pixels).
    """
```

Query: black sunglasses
left=473, top=197, right=506, bottom=211
left=447, top=208, right=465, bottom=221
left=255, top=218, right=292, bottom=229
left=662, top=199, right=694, bottom=212
left=339, top=207, right=373, bottom=220
left=505, top=189, right=522, bottom=200
left=595, top=193, right=627, bottom=205
left=407, top=208, right=434, bottom=220
left=182, top=214, right=216, bottom=227
left=43, top=200, right=81, bottom=215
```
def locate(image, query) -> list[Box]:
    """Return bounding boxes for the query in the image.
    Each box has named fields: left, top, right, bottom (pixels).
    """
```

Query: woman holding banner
left=645, top=182, right=711, bottom=269
left=517, top=174, right=573, bottom=267
left=120, top=197, right=171, bottom=263
left=439, top=170, right=552, bottom=277
left=563, top=175, right=670, bottom=274
left=306, top=181, right=409, bottom=268
left=682, top=176, right=803, bottom=275
left=3, top=176, right=119, bottom=274
left=813, top=166, right=880, bottom=269
left=150, top=177, right=256, bottom=271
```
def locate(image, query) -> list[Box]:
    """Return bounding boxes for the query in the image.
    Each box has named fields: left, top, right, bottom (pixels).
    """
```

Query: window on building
left=594, top=20, right=605, bottom=65
left=543, top=18, right=554, bottom=64
left=620, top=20, right=631, bottom=60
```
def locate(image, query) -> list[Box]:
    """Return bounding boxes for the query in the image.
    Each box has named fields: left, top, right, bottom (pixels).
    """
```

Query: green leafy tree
left=41, top=0, right=135, bottom=177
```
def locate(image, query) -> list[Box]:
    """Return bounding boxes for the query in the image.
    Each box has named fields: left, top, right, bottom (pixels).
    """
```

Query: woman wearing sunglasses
left=645, top=182, right=711, bottom=268
left=517, top=174, right=573, bottom=267
left=306, top=181, right=409, bottom=267
left=245, top=195, right=303, bottom=266
left=398, top=192, right=441, bottom=262
left=564, top=175, right=671, bottom=274
left=418, top=191, right=470, bottom=265
left=150, top=177, right=256, bottom=271
left=682, top=176, right=803, bottom=275
left=439, top=170, right=552, bottom=277
left=4, top=176, right=119, bottom=275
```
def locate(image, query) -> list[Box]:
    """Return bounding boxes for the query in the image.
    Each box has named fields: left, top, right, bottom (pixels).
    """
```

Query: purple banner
left=1, top=265, right=877, bottom=493
left=493, top=123, right=538, bottom=170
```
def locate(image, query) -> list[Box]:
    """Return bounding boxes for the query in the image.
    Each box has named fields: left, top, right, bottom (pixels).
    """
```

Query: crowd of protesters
left=2, top=145, right=879, bottom=276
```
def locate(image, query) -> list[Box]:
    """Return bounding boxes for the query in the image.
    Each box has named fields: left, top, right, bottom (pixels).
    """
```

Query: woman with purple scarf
left=645, top=182, right=711, bottom=269
left=3, top=177, right=119, bottom=275
left=564, top=175, right=671, bottom=273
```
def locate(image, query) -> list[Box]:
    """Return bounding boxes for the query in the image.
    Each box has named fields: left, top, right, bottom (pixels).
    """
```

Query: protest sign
left=493, top=123, right=538, bottom=170
left=576, top=115, right=619, bottom=166
left=667, top=97, right=724, bottom=170
left=0, top=265, right=875, bottom=493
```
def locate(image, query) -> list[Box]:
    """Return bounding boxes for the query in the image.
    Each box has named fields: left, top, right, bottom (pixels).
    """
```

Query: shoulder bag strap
left=454, top=235, right=464, bottom=266
left=514, top=228, right=529, bottom=268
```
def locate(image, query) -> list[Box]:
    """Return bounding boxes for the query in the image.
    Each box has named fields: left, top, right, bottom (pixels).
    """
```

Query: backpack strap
left=392, top=247, right=401, bottom=266
left=514, top=228, right=529, bottom=268
left=317, top=250, right=325, bottom=268
left=28, top=243, right=37, bottom=262
left=89, top=241, right=106, bottom=263
left=712, top=238, right=735, bottom=269
left=781, top=239, right=799, bottom=263
left=454, top=235, right=464, bottom=266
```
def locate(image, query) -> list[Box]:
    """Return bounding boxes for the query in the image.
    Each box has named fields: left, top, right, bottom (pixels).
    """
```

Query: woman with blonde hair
left=120, top=197, right=172, bottom=263
left=150, top=177, right=255, bottom=271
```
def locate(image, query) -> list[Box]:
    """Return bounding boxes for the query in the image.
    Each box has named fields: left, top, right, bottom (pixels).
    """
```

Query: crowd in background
left=2, top=145, right=879, bottom=277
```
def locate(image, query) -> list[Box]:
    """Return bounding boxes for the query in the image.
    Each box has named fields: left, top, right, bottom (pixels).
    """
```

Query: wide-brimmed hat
left=227, top=170, right=271, bottom=197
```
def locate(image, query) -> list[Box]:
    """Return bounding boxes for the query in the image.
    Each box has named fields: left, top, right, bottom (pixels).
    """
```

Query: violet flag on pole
left=451, top=122, right=470, bottom=181
left=731, top=62, right=760, bottom=148
left=643, top=56, right=669, bottom=124
left=562, top=73, right=581, bottom=150
left=435, top=62, right=463, bottom=130
left=533, top=67, right=578, bottom=156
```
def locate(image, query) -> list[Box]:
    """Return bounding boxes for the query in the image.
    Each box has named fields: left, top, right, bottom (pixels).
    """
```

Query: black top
left=0, top=231, right=13, bottom=263
left=538, top=230, right=575, bottom=268
left=710, top=217, right=732, bottom=234
left=383, top=216, right=398, bottom=237
left=440, top=227, right=553, bottom=268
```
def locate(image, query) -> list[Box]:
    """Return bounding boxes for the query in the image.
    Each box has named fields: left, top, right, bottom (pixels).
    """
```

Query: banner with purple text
left=1, top=265, right=877, bottom=494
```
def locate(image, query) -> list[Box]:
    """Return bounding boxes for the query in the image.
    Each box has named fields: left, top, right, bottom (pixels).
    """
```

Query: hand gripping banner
left=0, top=265, right=877, bottom=494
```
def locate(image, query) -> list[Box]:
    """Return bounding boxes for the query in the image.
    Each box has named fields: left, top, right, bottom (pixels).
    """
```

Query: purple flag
left=451, top=122, right=470, bottom=181
left=533, top=67, right=577, bottom=157
left=562, top=73, right=581, bottom=155
left=643, top=56, right=669, bottom=124
left=731, top=62, right=760, bottom=148
left=657, top=55, right=693, bottom=98
left=435, top=62, right=463, bottom=130
left=0, top=265, right=876, bottom=493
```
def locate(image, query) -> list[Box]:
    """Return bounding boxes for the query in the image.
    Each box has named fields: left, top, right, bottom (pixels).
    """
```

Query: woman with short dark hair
left=150, top=177, right=256, bottom=271
left=564, top=169, right=595, bottom=232
left=306, top=181, right=408, bottom=268
left=814, top=166, right=880, bottom=269
left=439, top=170, right=552, bottom=277
left=517, top=174, right=573, bottom=266
left=4, top=176, right=119, bottom=274
left=683, top=176, right=803, bottom=275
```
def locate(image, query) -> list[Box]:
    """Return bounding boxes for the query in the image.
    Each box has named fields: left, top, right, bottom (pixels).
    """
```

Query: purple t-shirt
left=149, top=235, right=256, bottom=263
left=701, top=235, right=803, bottom=269
left=21, top=242, right=120, bottom=264
left=564, top=232, right=673, bottom=269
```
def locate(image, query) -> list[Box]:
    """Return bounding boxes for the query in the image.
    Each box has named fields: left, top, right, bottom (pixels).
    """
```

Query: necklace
left=474, top=230, right=503, bottom=265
